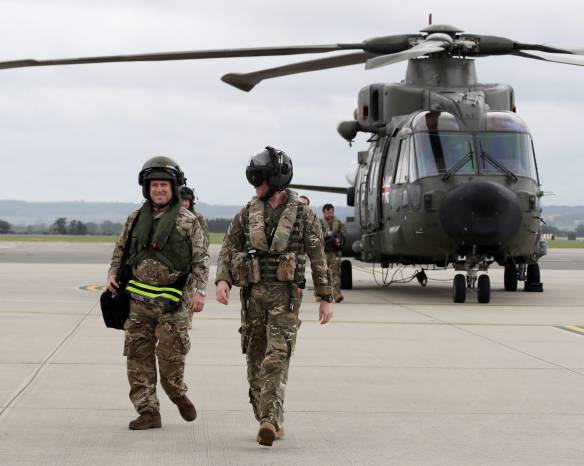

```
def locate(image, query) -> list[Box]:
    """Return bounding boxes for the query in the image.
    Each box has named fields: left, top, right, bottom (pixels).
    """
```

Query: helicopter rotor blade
left=365, top=40, right=448, bottom=69
left=289, top=183, right=347, bottom=194
left=222, top=51, right=374, bottom=92
left=513, top=50, right=584, bottom=67
left=0, top=44, right=365, bottom=71
left=515, top=43, right=584, bottom=55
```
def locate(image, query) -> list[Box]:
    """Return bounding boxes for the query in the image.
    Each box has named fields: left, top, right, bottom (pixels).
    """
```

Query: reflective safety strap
left=127, top=279, right=183, bottom=303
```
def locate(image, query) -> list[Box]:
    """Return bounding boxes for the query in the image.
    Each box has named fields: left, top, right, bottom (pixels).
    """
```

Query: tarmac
left=1, top=242, right=584, bottom=465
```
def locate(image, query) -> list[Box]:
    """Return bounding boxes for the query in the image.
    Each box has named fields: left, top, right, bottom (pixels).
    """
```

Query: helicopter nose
left=438, top=181, right=522, bottom=245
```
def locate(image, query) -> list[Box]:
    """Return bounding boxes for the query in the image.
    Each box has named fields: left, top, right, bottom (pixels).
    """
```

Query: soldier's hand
left=216, top=280, right=230, bottom=305
left=319, top=301, right=333, bottom=325
left=190, top=294, right=205, bottom=313
left=106, top=274, right=120, bottom=293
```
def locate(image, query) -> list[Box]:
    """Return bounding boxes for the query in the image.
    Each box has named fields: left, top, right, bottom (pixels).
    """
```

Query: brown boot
left=276, top=426, right=285, bottom=440
left=170, top=395, right=197, bottom=422
left=128, top=412, right=161, bottom=430
left=257, top=422, right=277, bottom=446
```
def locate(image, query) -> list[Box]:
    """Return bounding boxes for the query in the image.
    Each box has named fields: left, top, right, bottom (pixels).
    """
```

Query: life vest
left=128, top=201, right=192, bottom=276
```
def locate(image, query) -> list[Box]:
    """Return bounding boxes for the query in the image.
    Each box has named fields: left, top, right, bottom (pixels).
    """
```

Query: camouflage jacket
left=321, top=216, right=347, bottom=253
left=193, top=211, right=210, bottom=249
left=109, top=205, right=209, bottom=297
left=215, top=190, right=332, bottom=297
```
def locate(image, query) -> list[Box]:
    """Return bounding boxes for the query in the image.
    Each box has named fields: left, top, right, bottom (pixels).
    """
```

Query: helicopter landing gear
left=453, top=274, right=466, bottom=303
left=524, top=263, right=543, bottom=292
left=477, top=274, right=491, bottom=303
left=504, top=263, right=518, bottom=291
left=340, top=259, right=353, bottom=290
left=416, top=269, right=428, bottom=287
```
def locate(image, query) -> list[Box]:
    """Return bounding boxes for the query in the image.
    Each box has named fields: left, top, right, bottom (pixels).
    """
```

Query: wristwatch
left=320, top=295, right=334, bottom=303
left=195, top=288, right=207, bottom=297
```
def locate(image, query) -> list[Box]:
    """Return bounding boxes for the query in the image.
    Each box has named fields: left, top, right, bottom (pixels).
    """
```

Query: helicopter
left=2, top=21, right=584, bottom=303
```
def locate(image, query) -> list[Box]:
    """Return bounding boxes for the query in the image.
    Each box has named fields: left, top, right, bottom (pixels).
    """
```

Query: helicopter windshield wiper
left=478, top=142, right=518, bottom=182
left=441, top=143, right=474, bottom=180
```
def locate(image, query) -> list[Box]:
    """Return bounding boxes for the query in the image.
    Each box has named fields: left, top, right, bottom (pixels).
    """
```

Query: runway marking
left=558, top=325, right=584, bottom=336
left=79, top=284, right=105, bottom=292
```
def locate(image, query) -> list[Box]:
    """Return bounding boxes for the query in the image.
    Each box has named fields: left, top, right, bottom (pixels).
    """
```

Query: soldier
left=215, top=146, right=333, bottom=447
left=180, top=185, right=209, bottom=249
left=321, top=203, right=347, bottom=303
left=299, top=195, right=310, bottom=206
left=106, top=156, right=209, bottom=430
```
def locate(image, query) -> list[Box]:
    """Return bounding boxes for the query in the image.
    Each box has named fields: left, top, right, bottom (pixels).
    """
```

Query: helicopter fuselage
left=341, top=58, right=545, bottom=275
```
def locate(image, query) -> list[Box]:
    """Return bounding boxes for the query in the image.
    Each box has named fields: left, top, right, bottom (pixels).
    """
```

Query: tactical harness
left=243, top=193, right=306, bottom=284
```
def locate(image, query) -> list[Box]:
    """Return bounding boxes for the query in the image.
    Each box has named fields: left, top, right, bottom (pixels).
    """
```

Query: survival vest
left=242, top=191, right=306, bottom=283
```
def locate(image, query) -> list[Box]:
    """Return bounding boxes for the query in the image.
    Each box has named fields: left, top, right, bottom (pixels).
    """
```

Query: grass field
left=1, top=234, right=581, bottom=248
left=0, top=233, right=226, bottom=244
left=547, top=240, right=584, bottom=249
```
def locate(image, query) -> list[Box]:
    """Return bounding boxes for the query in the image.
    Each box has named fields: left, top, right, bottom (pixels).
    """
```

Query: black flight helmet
left=246, top=146, right=293, bottom=197
left=138, top=156, right=185, bottom=201
left=179, top=185, right=197, bottom=212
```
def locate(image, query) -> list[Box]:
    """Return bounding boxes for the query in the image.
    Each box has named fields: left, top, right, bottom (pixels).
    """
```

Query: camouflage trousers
left=325, top=251, right=343, bottom=301
left=123, top=299, right=191, bottom=414
left=240, top=282, right=301, bottom=430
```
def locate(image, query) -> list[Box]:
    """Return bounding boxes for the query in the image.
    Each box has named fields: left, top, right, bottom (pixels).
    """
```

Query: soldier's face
left=324, top=208, right=334, bottom=221
left=181, top=198, right=191, bottom=210
left=255, top=180, right=270, bottom=198
left=149, top=180, right=173, bottom=205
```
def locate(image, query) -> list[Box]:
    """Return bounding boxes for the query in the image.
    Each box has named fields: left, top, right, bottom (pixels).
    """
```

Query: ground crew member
left=180, top=185, right=209, bottom=249
left=106, top=156, right=209, bottom=430
left=299, top=195, right=310, bottom=206
left=215, top=146, right=333, bottom=447
left=321, top=203, right=346, bottom=303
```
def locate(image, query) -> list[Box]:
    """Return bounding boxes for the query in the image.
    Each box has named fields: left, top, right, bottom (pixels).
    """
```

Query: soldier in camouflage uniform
left=321, top=203, right=347, bottom=303
left=106, top=156, right=209, bottom=430
left=215, top=147, right=333, bottom=447
left=180, top=185, right=209, bottom=249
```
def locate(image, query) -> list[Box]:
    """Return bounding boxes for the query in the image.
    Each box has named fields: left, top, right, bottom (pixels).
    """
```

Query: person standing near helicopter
left=215, top=146, right=333, bottom=447
left=321, top=204, right=346, bottom=303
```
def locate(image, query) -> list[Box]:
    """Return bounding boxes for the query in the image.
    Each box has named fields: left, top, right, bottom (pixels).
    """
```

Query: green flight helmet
left=138, top=156, right=185, bottom=201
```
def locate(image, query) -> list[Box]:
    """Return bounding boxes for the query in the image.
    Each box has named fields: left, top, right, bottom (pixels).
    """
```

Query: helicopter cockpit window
left=413, top=132, right=475, bottom=178
left=394, top=138, right=410, bottom=184
left=476, top=132, right=538, bottom=179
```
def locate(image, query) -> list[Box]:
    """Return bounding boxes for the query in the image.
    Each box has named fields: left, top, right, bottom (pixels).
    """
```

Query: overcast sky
left=0, top=0, right=582, bottom=206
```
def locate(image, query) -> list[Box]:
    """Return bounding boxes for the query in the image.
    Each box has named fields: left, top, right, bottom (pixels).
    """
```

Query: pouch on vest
left=249, top=256, right=261, bottom=284
left=232, top=253, right=249, bottom=287
left=294, top=254, right=307, bottom=283
left=276, top=253, right=297, bottom=282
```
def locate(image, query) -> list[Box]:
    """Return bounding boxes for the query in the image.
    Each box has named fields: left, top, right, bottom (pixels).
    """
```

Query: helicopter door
left=364, top=138, right=386, bottom=231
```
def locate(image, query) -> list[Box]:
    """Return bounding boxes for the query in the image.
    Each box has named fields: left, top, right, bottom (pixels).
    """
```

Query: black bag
left=100, top=213, right=139, bottom=330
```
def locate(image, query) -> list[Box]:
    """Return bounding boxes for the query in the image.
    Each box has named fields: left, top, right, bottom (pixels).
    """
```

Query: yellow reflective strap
left=127, top=286, right=181, bottom=303
left=128, top=280, right=183, bottom=296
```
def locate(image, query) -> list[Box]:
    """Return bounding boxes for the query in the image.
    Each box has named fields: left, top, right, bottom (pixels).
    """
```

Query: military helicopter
left=3, top=21, right=584, bottom=302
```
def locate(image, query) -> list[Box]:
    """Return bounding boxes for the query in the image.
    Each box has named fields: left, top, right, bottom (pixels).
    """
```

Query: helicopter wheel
left=504, top=263, right=518, bottom=291
left=477, top=274, right=491, bottom=303
left=524, top=263, right=543, bottom=292
left=453, top=274, right=466, bottom=303
left=340, top=259, right=353, bottom=290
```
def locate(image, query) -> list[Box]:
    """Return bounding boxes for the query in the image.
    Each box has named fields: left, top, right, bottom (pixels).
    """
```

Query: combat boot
left=128, top=412, right=161, bottom=430
left=276, top=426, right=285, bottom=440
left=170, top=395, right=197, bottom=422
left=257, top=422, right=277, bottom=446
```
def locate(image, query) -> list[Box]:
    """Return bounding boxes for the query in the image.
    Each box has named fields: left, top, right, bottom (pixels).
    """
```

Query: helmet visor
left=142, top=167, right=180, bottom=182
left=246, top=166, right=269, bottom=187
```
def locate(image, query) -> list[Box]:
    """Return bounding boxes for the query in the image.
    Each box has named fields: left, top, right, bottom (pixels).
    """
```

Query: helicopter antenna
left=428, top=13, right=432, bottom=25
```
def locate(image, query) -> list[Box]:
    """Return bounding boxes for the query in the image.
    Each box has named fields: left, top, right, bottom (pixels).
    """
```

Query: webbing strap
left=127, top=279, right=183, bottom=303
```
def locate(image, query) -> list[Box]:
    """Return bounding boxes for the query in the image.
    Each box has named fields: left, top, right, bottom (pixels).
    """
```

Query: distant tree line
left=0, top=217, right=234, bottom=235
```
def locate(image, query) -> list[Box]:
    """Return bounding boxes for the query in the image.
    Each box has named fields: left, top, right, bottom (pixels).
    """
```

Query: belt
left=126, top=279, right=183, bottom=304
